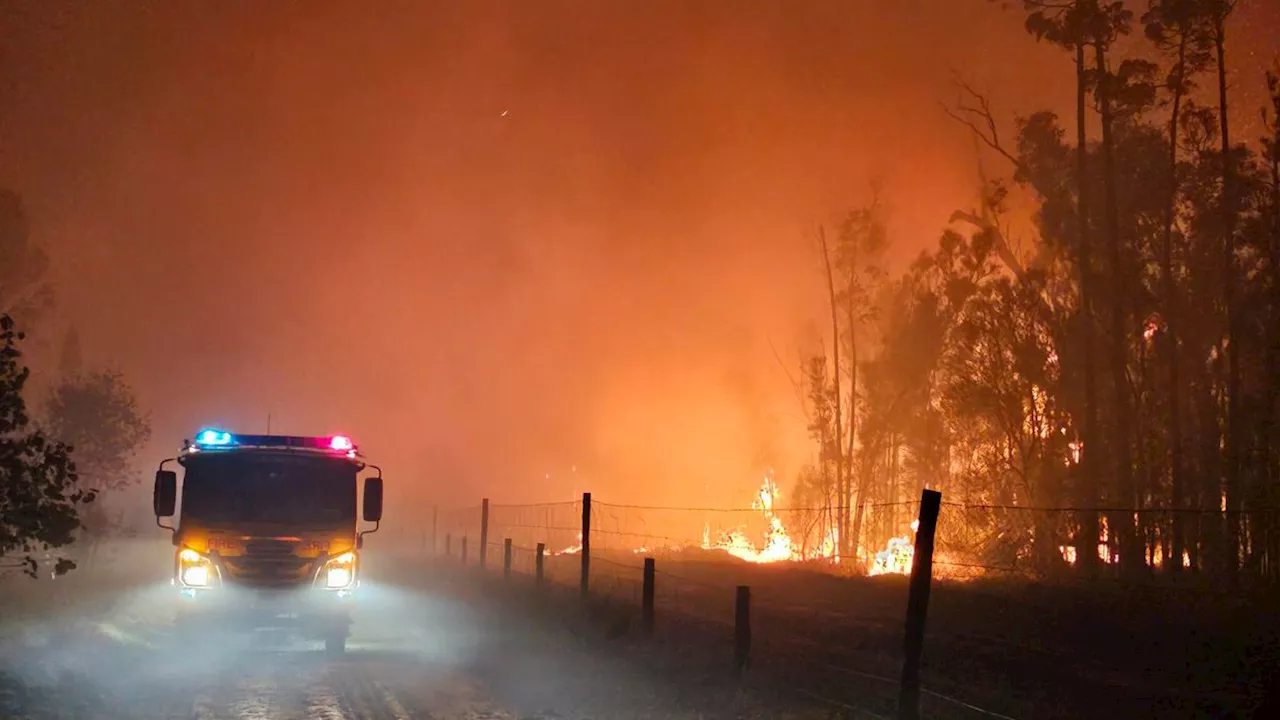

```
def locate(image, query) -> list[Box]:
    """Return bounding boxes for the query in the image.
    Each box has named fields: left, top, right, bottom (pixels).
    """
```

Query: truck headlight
left=321, top=551, right=356, bottom=589
left=178, top=548, right=216, bottom=588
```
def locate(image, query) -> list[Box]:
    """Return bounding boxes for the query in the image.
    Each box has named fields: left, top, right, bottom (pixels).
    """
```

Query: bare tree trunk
left=845, top=298, right=859, bottom=558
left=1215, top=17, right=1242, bottom=585
left=1095, top=41, right=1140, bottom=576
left=851, top=464, right=868, bottom=564
left=1197, top=363, right=1224, bottom=572
left=844, top=270, right=860, bottom=561
left=1161, top=34, right=1189, bottom=576
left=1075, top=40, right=1102, bottom=577
left=818, top=228, right=849, bottom=559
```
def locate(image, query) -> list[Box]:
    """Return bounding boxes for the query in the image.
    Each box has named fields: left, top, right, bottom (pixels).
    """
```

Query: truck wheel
left=324, top=632, right=346, bottom=655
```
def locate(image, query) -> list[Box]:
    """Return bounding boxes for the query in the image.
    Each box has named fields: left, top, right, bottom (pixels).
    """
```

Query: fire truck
left=152, top=429, right=384, bottom=654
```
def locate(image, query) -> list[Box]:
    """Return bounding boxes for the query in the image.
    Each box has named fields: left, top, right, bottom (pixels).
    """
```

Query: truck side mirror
left=363, top=477, right=384, bottom=523
left=154, top=470, right=177, bottom=517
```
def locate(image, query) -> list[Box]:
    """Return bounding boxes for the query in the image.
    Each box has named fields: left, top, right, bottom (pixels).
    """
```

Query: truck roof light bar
left=186, top=429, right=360, bottom=457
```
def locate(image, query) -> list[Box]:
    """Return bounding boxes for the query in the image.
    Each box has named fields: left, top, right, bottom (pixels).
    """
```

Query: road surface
left=0, top=560, right=729, bottom=720
left=2, top=579, right=513, bottom=719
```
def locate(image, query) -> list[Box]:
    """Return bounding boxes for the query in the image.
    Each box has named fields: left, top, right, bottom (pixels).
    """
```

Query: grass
left=426, top=549, right=1280, bottom=720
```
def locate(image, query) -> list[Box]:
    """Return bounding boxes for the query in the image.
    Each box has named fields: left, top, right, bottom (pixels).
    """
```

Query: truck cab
left=152, top=429, right=384, bottom=654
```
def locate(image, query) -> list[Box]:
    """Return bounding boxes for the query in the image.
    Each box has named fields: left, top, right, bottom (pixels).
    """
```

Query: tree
left=1143, top=0, right=1214, bottom=574
left=794, top=4, right=1280, bottom=584
left=813, top=191, right=888, bottom=562
left=799, top=355, right=840, bottom=555
left=42, top=370, right=151, bottom=500
left=942, top=268, right=1071, bottom=568
left=1260, top=66, right=1280, bottom=578
left=1208, top=0, right=1242, bottom=585
left=968, top=0, right=1111, bottom=571
left=0, top=314, right=93, bottom=578
left=1075, top=0, right=1147, bottom=575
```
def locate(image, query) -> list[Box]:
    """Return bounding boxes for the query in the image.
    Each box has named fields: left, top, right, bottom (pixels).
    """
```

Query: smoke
left=17, top=1, right=1272, bottom=521
left=0, top=539, right=488, bottom=711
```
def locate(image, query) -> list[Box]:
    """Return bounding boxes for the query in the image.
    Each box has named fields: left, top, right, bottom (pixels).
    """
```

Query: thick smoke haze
left=1, top=1, right=1275, bottom=523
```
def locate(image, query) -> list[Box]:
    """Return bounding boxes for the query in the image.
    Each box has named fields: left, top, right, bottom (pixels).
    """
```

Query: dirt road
left=0, top=579, right=533, bottom=720
left=36, top=649, right=527, bottom=720
left=0, top=557, right=750, bottom=720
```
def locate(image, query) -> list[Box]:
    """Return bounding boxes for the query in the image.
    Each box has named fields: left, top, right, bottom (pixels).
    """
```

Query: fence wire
left=424, top=495, right=1270, bottom=719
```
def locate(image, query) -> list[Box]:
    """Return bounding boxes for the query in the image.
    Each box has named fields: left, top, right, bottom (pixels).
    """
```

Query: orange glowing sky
left=0, top=1, right=1275, bottom=524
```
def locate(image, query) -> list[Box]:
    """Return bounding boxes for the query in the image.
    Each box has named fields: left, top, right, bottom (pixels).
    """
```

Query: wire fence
left=401, top=500, right=1273, bottom=589
left=466, top=496, right=1271, bottom=587
left=410, top=494, right=1271, bottom=720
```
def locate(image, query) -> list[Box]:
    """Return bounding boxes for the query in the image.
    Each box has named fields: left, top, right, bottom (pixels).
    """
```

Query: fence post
left=479, top=498, right=490, bottom=570
left=503, top=538, right=513, bottom=580
left=734, top=585, right=750, bottom=677
left=461, top=536, right=468, bottom=565
left=642, top=557, right=655, bottom=636
left=431, top=506, right=439, bottom=554
left=898, top=489, right=942, bottom=720
left=535, top=542, right=545, bottom=587
left=580, top=492, right=592, bottom=600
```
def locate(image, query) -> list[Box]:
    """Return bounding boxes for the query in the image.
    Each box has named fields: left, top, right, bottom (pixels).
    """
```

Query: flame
left=698, top=470, right=842, bottom=564
left=700, top=472, right=799, bottom=563
left=868, top=519, right=918, bottom=576
left=1059, top=537, right=1191, bottom=568
left=546, top=470, right=845, bottom=565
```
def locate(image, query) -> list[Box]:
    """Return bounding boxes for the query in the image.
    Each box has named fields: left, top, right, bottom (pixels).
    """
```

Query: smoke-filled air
left=2, top=2, right=1279, bottom=719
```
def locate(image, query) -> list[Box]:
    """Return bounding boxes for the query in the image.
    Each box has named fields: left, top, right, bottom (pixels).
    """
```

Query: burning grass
left=547, top=471, right=924, bottom=575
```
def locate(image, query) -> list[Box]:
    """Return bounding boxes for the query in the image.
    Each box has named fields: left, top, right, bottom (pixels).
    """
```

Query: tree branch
left=941, top=72, right=1027, bottom=174
left=767, top=333, right=811, bottom=423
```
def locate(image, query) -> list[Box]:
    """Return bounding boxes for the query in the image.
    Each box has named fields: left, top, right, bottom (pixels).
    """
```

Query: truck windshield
left=180, top=453, right=357, bottom=526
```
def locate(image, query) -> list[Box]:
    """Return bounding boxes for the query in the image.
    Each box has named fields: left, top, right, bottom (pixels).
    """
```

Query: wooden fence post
left=642, top=557, right=655, bottom=636
left=461, top=536, right=468, bottom=565
left=580, top=492, right=592, bottom=600
left=479, top=498, right=490, bottom=569
left=445, top=533, right=452, bottom=557
left=535, top=542, right=545, bottom=587
left=431, top=506, right=439, bottom=554
left=503, top=538, right=513, bottom=580
left=898, top=489, right=942, bottom=720
left=734, top=585, right=751, bottom=677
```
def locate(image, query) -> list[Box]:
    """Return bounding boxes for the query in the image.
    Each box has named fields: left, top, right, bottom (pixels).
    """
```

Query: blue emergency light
left=196, top=429, right=234, bottom=446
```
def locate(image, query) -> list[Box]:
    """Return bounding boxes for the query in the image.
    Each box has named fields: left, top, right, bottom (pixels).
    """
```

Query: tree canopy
left=42, top=369, right=151, bottom=496
left=795, top=0, right=1280, bottom=585
left=0, top=314, right=93, bottom=578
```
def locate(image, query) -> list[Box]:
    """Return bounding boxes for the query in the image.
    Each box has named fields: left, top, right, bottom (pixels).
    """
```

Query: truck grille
left=220, top=539, right=314, bottom=589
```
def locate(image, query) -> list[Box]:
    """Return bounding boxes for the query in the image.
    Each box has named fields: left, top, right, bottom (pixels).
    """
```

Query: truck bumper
left=174, top=585, right=355, bottom=635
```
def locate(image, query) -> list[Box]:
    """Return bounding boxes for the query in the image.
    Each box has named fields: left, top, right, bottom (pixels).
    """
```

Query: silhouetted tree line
left=796, top=0, right=1280, bottom=584
left=1, top=188, right=151, bottom=578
